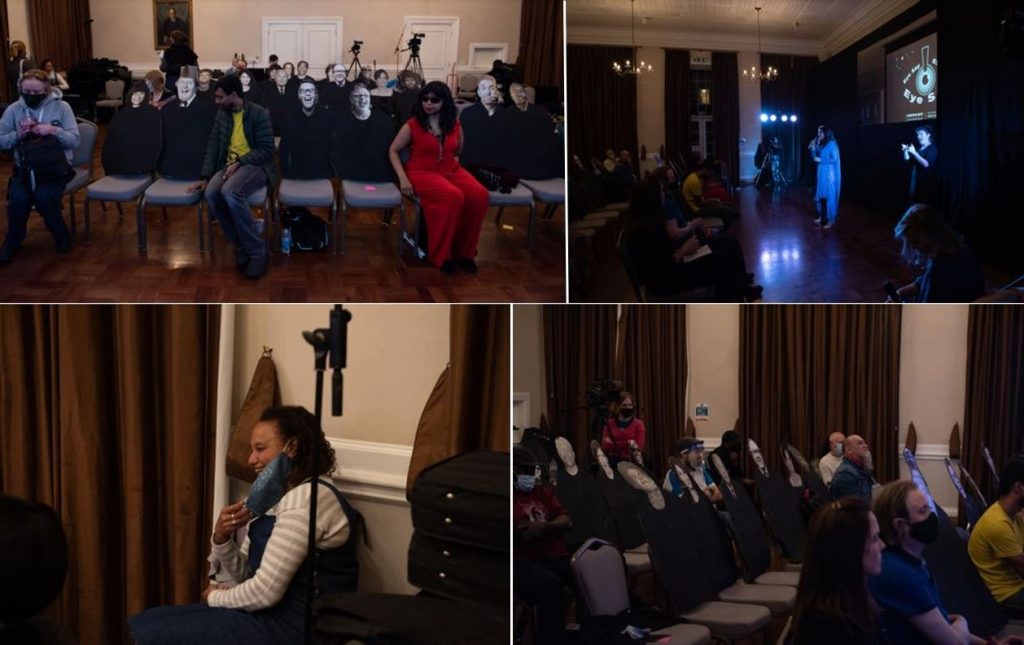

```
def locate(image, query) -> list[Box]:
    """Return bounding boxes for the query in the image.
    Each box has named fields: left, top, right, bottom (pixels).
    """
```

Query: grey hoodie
left=0, top=88, right=80, bottom=165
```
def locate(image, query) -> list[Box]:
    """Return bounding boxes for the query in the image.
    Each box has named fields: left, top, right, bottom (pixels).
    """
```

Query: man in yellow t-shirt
left=968, top=456, right=1024, bottom=614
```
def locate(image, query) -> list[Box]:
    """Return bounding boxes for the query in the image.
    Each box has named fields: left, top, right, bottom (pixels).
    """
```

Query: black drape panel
left=711, top=52, right=739, bottom=187
left=938, top=1, right=1024, bottom=276
left=567, top=45, right=638, bottom=164
left=664, top=49, right=691, bottom=163
left=759, top=54, right=818, bottom=183
left=517, top=0, right=563, bottom=94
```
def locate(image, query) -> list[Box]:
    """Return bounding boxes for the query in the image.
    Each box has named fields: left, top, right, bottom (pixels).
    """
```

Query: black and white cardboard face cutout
left=239, top=71, right=253, bottom=91
left=669, top=458, right=701, bottom=504
left=628, top=439, right=645, bottom=467
left=130, top=90, right=146, bottom=107
left=402, top=73, right=420, bottom=90
left=332, top=64, right=347, bottom=86
left=198, top=70, right=211, bottom=90
left=511, top=83, right=528, bottom=111
left=619, top=461, right=664, bottom=509
left=785, top=444, right=812, bottom=474
left=298, top=81, right=318, bottom=111
left=477, top=76, right=499, bottom=110
left=748, top=438, right=769, bottom=476
left=283, top=62, right=294, bottom=79
left=781, top=447, right=803, bottom=487
left=175, top=77, right=196, bottom=102
left=297, top=61, right=309, bottom=77
left=275, top=69, right=288, bottom=88
left=554, top=437, right=577, bottom=475
left=904, top=448, right=939, bottom=515
left=349, top=85, right=371, bottom=119
left=590, top=440, right=614, bottom=479
left=710, top=452, right=738, bottom=498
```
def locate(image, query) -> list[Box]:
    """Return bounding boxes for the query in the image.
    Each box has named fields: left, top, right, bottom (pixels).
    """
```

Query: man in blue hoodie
left=0, top=69, right=79, bottom=264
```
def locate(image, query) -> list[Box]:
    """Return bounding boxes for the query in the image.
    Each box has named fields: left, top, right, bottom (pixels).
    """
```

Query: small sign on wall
left=695, top=403, right=709, bottom=420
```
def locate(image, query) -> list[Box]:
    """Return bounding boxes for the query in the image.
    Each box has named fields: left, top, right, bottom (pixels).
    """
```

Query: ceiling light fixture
left=612, top=0, right=653, bottom=77
left=742, top=7, right=779, bottom=82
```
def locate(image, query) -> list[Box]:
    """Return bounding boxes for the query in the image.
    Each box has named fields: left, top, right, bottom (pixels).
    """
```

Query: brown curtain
left=543, top=305, right=618, bottom=466
left=28, top=0, right=92, bottom=71
left=664, top=49, right=691, bottom=162
left=711, top=51, right=740, bottom=187
left=760, top=54, right=818, bottom=182
left=739, top=306, right=902, bottom=482
left=517, top=0, right=563, bottom=95
left=567, top=45, right=637, bottom=163
left=0, top=305, right=220, bottom=645
left=618, top=305, right=687, bottom=479
left=962, top=305, right=1024, bottom=502
left=406, top=305, right=510, bottom=490
left=0, top=1, right=10, bottom=102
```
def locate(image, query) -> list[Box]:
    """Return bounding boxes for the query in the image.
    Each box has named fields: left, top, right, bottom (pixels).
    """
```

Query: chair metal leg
left=84, top=197, right=91, bottom=241
left=99, top=200, right=108, bottom=214
left=397, top=200, right=406, bottom=256
left=495, top=205, right=505, bottom=227
left=68, top=192, right=77, bottom=240
left=116, top=202, right=124, bottom=220
left=197, top=200, right=205, bottom=252
left=160, top=206, right=168, bottom=222
left=339, top=199, right=347, bottom=256
left=382, top=208, right=393, bottom=227
left=208, top=199, right=216, bottom=256
left=137, top=196, right=147, bottom=251
left=527, top=202, right=537, bottom=250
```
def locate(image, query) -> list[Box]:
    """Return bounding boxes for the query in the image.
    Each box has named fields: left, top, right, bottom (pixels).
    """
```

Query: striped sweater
left=207, top=478, right=350, bottom=611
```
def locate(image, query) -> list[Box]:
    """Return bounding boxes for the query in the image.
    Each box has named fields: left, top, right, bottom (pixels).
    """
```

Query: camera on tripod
left=408, top=32, right=426, bottom=52
left=350, top=40, right=363, bottom=55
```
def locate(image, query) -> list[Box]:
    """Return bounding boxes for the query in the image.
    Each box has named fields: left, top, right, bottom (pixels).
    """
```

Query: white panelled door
left=263, top=18, right=342, bottom=81
left=402, top=17, right=459, bottom=82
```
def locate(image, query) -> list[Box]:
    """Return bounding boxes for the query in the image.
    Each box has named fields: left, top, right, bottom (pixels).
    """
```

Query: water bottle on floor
left=281, top=227, right=292, bottom=255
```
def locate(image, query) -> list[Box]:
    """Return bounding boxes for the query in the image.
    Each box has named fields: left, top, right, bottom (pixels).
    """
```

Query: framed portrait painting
left=154, top=0, right=194, bottom=50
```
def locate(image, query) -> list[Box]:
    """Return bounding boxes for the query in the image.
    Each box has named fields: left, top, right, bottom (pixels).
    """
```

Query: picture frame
left=154, top=0, right=193, bottom=50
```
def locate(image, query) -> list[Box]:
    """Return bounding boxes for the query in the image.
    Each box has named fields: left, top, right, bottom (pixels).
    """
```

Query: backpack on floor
left=280, top=206, right=330, bottom=251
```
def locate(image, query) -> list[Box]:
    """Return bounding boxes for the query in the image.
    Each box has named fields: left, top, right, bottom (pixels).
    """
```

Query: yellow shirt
left=968, top=501, right=1024, bottom=602
left=682, top=172, right=703, bottom=212
left=227, top=110, right=250, bottom=163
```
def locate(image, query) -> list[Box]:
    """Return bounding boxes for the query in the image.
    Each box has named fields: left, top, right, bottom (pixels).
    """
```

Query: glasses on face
left=422, top=96, right=442, bottom=105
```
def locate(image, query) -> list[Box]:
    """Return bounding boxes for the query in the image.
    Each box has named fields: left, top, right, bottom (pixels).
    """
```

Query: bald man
left=818, top=431, right=846, bottom=486
left=829, top=434, right=875, bottom=502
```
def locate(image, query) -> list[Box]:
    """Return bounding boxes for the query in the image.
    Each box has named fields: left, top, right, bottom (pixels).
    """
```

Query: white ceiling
left=567, top=0, right=921, bottom=59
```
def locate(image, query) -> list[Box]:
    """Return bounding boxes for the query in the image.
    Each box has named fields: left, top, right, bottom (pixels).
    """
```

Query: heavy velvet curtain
left=567, top=45, right=637, bottom=163
left=406, top=305, right=510, bottom=489
left=0, top=1, right=10, bottom=102
left=618, top=306, right=687, bottom=479
left=517, top=0, right=563, bottom=93
left=543, top=305, right=618, bottom=467
left=711, top=51, right=739, bottom=186
left=962, top=306, right=1024, bottom=502
left=759, top=54, right=818, bottom=182
left=664, top=49, right=691, bottom=163
left=0, top=305, right=220, bottom=645
left=739, top=306, right=902, bottom=481
left=28, top=0, right=92, bottom=72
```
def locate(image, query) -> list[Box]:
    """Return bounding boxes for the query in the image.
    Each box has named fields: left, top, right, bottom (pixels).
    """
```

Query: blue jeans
left=205, top=164, right=267, bottom=260
left=4, top=172, right=70, bottom=249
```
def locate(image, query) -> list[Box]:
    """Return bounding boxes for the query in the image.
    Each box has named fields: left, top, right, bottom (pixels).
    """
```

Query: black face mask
left=619, top=408, right=634, bottom=418
left=908, top=512, right=940, bottom=544
left=22, top=92, right=45, bottom=108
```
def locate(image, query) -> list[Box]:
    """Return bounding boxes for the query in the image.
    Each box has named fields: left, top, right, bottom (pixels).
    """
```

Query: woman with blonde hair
left=889, top=204, right=985, bottom=302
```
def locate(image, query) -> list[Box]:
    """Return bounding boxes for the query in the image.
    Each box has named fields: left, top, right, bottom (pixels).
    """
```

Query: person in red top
left=388, top=80, right=489, bottom=274
left=601, top=392, right=646, bottom=464
left=513, top=445, right=572, bottom=643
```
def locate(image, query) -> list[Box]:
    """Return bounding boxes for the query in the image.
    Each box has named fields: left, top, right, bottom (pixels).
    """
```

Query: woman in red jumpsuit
left=389, top=81, right=489, bottom=274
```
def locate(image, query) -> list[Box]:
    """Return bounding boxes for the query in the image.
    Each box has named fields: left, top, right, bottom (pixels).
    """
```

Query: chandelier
left=742, top=6, right=779, bottom=82
left=612, top=0, right=652, bottom=77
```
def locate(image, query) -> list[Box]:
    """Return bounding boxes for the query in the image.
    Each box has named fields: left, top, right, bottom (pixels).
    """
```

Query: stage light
left=769, top=114, right=777, bottom=122
left=760, top=113, right=768, bottom=122
left=790, top=114, right=798, bottom=122
left=781, top=115, right=789, bottom=122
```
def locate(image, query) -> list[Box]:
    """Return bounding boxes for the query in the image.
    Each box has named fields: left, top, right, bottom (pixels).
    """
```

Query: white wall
left=635, top=46, right=665, bottom=157
left=6, top=0, right=31, bottom=56
left=736, top=50, right=763, bottom=182
left=686, top=305, right=741, bottom=439
left=512, top=304, right=546, bottom=429
left=89, top=0, right=521, bottom=77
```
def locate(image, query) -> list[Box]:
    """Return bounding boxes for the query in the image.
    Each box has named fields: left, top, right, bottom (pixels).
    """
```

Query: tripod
left=347, top=48, right=366, bottom=82
left=753, top=150, right=787, bottom=188
left=402, top=47, right=424, bottom=80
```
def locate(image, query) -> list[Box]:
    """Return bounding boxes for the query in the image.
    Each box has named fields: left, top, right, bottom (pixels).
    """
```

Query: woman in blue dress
left=811, top=125, right=842, bottom=229
left=128, top=406, right=362, bottom=644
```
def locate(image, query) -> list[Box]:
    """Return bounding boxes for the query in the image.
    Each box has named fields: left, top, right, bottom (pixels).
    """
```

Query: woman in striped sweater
left=129, top=406, right=362, bottom=644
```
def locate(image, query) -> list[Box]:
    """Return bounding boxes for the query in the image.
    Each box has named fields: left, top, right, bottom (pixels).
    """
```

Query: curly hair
left=412, top=81, right=457, bottom=136
left=259, top=406, right=337, bottom=488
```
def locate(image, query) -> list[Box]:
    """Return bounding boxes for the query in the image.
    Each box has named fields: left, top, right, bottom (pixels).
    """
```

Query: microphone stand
left=301, top=305, right=351, bottom=645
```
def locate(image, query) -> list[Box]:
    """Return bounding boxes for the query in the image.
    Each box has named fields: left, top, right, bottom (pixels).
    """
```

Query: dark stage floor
left=0, top=124, right=566, bottom=303
left=575, top=184, right=1009, bottom=303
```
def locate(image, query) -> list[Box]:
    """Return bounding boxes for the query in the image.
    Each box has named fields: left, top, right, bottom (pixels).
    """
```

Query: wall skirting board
left=329, top=437, right=412, bottom=506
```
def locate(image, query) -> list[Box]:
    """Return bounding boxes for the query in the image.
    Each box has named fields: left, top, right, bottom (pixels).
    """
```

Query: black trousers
left=513, top=556, right=573, bottom=643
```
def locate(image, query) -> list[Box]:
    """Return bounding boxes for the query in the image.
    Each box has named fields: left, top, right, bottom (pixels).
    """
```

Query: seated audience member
left=830, top=435, right=876, bottom=503
left=259, top=68, right=291, bottom=135
left=285, top=60, right=311, bottom=99
left=144, top=70, right=176, bottom=109
left=0, top=495, right=76, bottom=645
left=602, top=148, right=617, bottom=173
left=388, top=81, right=488, bottom=274
left=513, top=445, right=573, bottom=644
left=322, top=63, right=352, bottom=113
left=0, top=69, right=79, bottom=264
left=458, top=75, right=504, bottom=168
left=189, top=75, right=276, bottom=279
left=369, top=68, right=392, bottom=97
left=709, top=430, right=754, bottom=490
left=682, top=157, right=740, bottom=228
left=197, top=68, right=214, bottom=101
left=891, top=204, right=986, bottom=303
left=129, top=406, right=361, bottom=644
left=39, top=59, right=68, bottom=90
left=790, top=497, right=886, bottom=644
left=664, top=437, right=723, bottom=504
left=969, top=456, right=1024, bottom=616
left=818, top=431, right=847, bottom=486
left=161, top=30, right=198, bottom=88
left=607, top=149, right=636, bottom=198
left=701, top=158, right=733, bottom=203
left=872, top=481, right=1012, bottom=645
left=600, top=391, right=645, bottom=465
left=282, top=62, right=294, bottom=80
left=330, top=83, right=394, bottom=183
left=625, top=177, right=761, bottom=301
left=237, top=69, right=259, bottom=104
left=390, top=70, right=423, bottom=125
left=279, top=80, right=332, bottom=180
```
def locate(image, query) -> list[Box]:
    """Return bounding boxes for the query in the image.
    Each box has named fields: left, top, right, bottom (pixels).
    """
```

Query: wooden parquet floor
left=0, top=124, right=566, bottom=303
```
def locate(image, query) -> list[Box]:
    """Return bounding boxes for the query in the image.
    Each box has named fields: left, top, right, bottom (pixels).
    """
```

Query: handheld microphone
left=883, top=281, right=902, bottom=302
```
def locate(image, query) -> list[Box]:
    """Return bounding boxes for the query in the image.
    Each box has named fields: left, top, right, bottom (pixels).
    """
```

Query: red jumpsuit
left=404, top=118, right=489, bottom=267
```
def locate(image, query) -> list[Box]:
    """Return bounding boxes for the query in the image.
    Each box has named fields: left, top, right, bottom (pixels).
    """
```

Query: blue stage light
left=760, top=113, right=768, bottom=122
left=781, top=115, right=789, bottom=122
left=769, top=114, right=777, bottom=122
left=790, top=114, right=798, bottom=122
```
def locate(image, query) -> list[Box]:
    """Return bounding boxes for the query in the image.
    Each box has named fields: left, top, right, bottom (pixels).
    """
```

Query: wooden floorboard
left=0, top=123, right=566, bottom=303
left=573, top=184, right=1010, bottom=303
